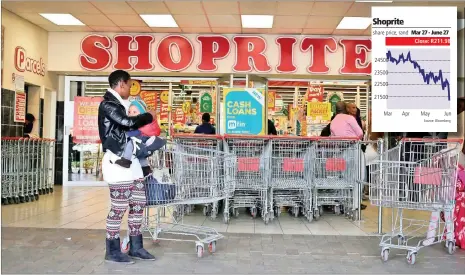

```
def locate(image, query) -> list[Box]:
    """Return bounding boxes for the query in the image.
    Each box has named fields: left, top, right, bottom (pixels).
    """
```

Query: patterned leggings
left=106, top=180, right=146, bottom=240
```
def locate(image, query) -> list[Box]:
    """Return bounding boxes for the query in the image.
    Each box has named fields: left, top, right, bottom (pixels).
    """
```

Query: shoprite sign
left=48, top=33, right=371, bottom=75
left=224, top=88, right=265, bottom=135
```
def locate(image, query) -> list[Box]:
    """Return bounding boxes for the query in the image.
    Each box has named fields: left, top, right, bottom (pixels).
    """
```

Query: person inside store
left=268, top=119, right=277, bottom=135
left=23, top=113, right=35, bottom=137
left=329, top=101, right=364, bottom=139
left=194, top=113, right=216, bottom=134
left=98, top=69, right=157, bottom=263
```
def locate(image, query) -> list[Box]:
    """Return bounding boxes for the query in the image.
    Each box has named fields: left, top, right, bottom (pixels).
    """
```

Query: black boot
left=128, top=235, right=155, bottom=261
left=105, top=238, right=134, bottom=264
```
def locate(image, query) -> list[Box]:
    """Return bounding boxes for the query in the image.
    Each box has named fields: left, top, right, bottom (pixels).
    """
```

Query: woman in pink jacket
left=115, top=100, right=166, bottom=176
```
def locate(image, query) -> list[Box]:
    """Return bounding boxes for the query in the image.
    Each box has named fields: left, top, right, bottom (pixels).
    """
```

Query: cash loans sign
left=224, top=88, right=265, bottom=135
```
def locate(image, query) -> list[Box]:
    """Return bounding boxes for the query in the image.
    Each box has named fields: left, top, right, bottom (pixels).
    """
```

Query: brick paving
left=1, top=227, right=465, bottom=274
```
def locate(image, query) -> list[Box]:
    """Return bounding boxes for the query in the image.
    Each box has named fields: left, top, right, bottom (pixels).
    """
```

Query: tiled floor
left=2, top=186, right=434, bottom=237
left=2, top=227, right=465, bottom=274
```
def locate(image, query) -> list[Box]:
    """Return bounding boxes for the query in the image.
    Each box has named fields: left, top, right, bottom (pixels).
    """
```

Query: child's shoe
left=142, top=166, right=152, bottom=177
left=115, top=158, right=132, bottom=168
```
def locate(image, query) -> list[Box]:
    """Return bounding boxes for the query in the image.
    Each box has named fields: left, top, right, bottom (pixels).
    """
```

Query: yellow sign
left=159, top=91, right=169, bottom=104
left=186, top=80, right=217, bottom=86
left=268, top=91, right=276, bottom=109
left=182, top=101, right=191, bottom=114
left=129, top=80, right=141, bottom=96
left=307, top=102, right=331, bottom=121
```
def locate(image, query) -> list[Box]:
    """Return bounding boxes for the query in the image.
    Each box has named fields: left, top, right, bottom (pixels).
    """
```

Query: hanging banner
left=268, top=91, right=276, bottom=109
left=200, top=92, right=213, bottom=113
left=160, top=103, right=169, bottom=121
left=159, top=90, right=169, bottom=104
left=14, top=92, right=26, bottom=123
left=73, top=96, right=103, bottom=143
left=173, top=108, right=186, bottom=124
left=307, top=102, right=331, bottom=121
left=223, top=88, right=265, bottom=135
left=139, top=91, right=157, bottom=111
left=307, top=85, right=324, bottom=102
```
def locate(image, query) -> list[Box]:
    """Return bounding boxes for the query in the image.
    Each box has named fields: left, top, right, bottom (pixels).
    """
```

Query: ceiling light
left=40, top=14, right=84, bottom=26
left=355, top=0, right=393, bottom=2
left=140, top=14, right=178, bottom=28
left=336, top=17, right=371, bottom=30
left=458, top=19, right=464, bottom=31
left=241, top=15, right=274, bottom=29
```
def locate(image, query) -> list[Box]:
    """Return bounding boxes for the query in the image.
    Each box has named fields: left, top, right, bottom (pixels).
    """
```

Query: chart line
left=386, top=50, right=451, bottom=100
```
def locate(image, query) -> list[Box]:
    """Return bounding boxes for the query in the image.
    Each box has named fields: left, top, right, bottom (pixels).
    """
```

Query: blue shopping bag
left=145, top=172, right=176, bottom=205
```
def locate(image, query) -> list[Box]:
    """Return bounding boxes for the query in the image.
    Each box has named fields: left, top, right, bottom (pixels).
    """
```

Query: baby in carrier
left=115, top=100, right=166, bottom=177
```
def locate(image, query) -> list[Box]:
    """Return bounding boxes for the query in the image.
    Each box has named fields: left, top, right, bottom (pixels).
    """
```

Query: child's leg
left=145, top=136, right=167, bottom=153
left=139, top=158, right=152, bottom=177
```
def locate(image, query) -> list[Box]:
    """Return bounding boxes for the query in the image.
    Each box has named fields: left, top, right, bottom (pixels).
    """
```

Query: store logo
left=228, top=120, right=237, bottom=129
left=15, top=46, right=46, bottom=76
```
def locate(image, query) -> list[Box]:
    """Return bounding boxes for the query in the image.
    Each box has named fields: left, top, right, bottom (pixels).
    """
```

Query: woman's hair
left=25, top=113, right=35, bottom=122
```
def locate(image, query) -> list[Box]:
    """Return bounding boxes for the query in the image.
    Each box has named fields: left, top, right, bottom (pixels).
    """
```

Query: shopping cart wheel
left=447, top=241, right=456, bottom=255
left=30, top=195, right=35, bottom=202
left=14, top=197, right=20, bottom=204
left=121, top=237, right=130, bottom=253
left=34, top=194, right=39, bottom=201
left=196, top=245, right=204, bottom=258
left=203, top=205, right=210, bottom=216
left=381, top=248, right=389, bottom=262
left=208, top=241, right=216, bottom=253
left=406, top=252, right=416, bottom=265
left=8, top=197, right=14, bottom=205
left=352, top=210, right=359, bottom=221
left=293, top=207, right=299, bottom=218
left=274, top=207, right=281, bottom=217
left=223, top=213, right=230, bottom=224
left=307, top=213, right=313, bottom=222
left=21, top=196, right=26, bottom=203
left=50, top=188, right=54, bottom=193
left=234, top=209, right=240, bottom=218
left=334, top=205, right=340, bottom=215
left=1, top=198, right=6, bottom=205
left=38, top=189, right=43, bottom=195
left=314, top=210, right=320, bottom=221
left=250, top=207, right=257, bottom=218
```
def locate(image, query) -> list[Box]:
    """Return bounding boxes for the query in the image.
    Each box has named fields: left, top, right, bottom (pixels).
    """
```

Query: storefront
left=46, top=32, right=372, bottom=186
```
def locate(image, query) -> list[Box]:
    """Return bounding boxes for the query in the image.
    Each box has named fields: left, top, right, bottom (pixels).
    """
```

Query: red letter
left=113, top=35, right=154, bottom=71
left=157, top=35, right=194, bottom=72
left=79, top=34, right=112, bottom=71
left=233, top=36, right=271, bottom=72
left=339, top=39, right=371, bottom=75
left=276, top=37, right=297, bottom=73
left=300, top=37, right=337, bottom=74
left=197, top=35, right=230, bottom=72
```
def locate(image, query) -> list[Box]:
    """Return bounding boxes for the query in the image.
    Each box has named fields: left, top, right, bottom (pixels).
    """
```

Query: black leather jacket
left=98, top=91, right=153, bottom=156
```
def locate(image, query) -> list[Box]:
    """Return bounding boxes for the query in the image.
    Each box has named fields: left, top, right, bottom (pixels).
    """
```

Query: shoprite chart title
left=77, top=34, right=371, bottom=75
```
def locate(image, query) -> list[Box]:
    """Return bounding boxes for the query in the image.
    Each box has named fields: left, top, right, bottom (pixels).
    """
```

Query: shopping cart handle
left=172, top=133, right=223, bottom=140
left=269, top=136, right=313, bottom=140
left=223, top=134, right=272, bottom=140
left=310, top=137, right=361, bottom=141
left=401, top=138, right=463, bottom=144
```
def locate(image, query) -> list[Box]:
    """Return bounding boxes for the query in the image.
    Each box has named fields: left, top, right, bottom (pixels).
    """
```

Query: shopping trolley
left=223, top=135, right=271, bottom=224
left=1, top=137, right=55, bottom=205
left=269, top=136, right=313, bottom=221
left=369, top=138, right=462, bottom=265
left=122, top=143, right=235, bottom=258
left=173, top=134, right=224, bottom=219
left=310, top=137, right=361, bottom=220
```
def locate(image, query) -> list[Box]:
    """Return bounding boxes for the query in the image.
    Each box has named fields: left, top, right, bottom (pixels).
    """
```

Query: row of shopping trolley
left=141, top=136, right=462, bottom=261
left=1, top=137, right=55, bottom=205
left=172, top=134, right=364, bottom=224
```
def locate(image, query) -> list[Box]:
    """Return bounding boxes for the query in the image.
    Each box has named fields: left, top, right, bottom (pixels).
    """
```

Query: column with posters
left=223, top=88, right=266, bottom=135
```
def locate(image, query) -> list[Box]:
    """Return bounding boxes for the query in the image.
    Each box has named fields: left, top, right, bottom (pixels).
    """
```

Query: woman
left=23, top=113, right=35, bottom=137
